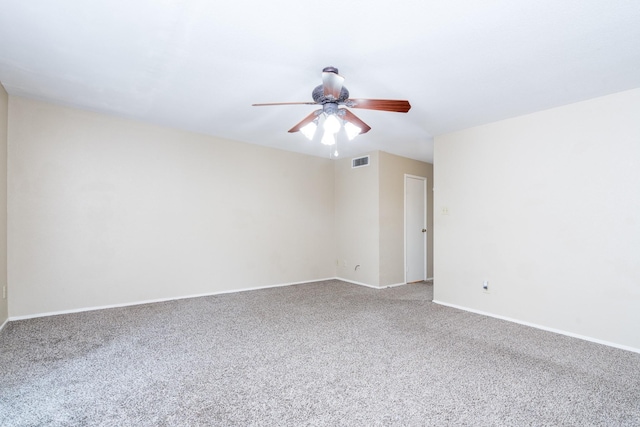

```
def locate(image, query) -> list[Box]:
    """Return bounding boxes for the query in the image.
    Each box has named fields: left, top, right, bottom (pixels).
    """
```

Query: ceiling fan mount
left=252, top=66, right=411, bottom=147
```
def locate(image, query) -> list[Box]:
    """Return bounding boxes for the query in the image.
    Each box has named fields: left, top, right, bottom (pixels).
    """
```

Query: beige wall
left=379, top=151, right=433, bottom=286
left=335, top=151, right=432, bottom=288
left=0, top=84, right=7, bottom=328
left=334, top=152, right=380, bottom=286
left=434, top=88, right=640, bottom=351
left=8, top=97, right=336, bottom=317
left=5, top=96, right=433, bottom=319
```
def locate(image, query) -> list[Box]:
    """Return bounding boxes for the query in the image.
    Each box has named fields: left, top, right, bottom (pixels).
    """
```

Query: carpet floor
left=1, top=280, right=639, bottom=426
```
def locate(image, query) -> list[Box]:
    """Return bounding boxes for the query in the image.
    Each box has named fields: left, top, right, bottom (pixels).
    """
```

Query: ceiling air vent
left=352, top=155, right=370, bottom=168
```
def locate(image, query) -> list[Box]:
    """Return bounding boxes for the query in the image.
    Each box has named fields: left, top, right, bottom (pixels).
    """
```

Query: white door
left=405, top=175, right=427, bottom=283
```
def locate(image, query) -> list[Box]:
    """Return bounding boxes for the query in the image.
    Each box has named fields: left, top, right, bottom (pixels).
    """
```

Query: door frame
left=404, top=174, right=427, bottom=284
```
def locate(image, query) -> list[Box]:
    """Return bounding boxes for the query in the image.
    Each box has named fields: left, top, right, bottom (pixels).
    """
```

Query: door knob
left=422, top=229, right=427, bottom=233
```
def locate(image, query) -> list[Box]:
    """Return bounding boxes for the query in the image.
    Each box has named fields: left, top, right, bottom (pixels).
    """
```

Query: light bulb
left=321, top=132, right=336, bottom=146
left=300, top=121, right=317, bottom=140
left=334, top=149, right=339, bottom=157
left=344, top=122, right=362, bottom=140
left=323, top=114, right=341, bottom=134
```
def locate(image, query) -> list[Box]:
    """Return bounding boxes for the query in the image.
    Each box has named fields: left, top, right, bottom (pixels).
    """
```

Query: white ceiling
left=1, top=1, right=639, bottom=163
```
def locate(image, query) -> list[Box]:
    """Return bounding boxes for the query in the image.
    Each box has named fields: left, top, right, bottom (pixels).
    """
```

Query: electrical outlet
left=441, top=207, right=449, bottom=215
left=2, top=286, right=6, bottom=299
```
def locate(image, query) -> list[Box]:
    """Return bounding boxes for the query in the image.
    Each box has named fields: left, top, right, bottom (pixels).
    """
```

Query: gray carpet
left=1, top=280, right=639, bottom=426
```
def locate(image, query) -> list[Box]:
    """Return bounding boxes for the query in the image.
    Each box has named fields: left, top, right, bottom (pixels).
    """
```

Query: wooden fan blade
left=346, top=99, right=411, bottom=113
left=341, top=109, right=371, bottom=134
left=322, top=71, right=345, bottom=99
left=288, top=110, right=321, bottom=133
left=252, top=102, right=317, bottom=106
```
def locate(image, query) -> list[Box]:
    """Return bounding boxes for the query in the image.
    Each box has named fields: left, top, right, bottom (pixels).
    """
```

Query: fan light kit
left=253, top=66, right=411, bottom=157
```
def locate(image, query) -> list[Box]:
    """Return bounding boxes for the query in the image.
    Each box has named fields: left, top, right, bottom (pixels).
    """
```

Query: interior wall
left=334, top=152, right=380, bottom=286
left=0, top=84, right=8, bottom=328
left=434, top=88, right=640, bottom=351
left=378, top=151, right=432, bottom=286
left=7, top=96, right=336, bottom=318
left=334, top=151, right=433, bottom=288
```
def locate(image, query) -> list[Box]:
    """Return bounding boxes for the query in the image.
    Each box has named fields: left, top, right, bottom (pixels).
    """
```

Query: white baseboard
left=384, top=282, right=408, bottom=288
left=8, top=277, right=336, bottom=322
left=8, top=282, right=635, bottom=355
left=6, top=277, right=420, bottom=322
left=335, top=277, right=382, bottom=289
left=432, top=299, right=640, bottom=355
left=334, top=277, right=408, bottom=289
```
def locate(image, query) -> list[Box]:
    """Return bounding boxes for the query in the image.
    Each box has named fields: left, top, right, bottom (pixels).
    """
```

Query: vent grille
left=352, top=155, right=370, bottom=168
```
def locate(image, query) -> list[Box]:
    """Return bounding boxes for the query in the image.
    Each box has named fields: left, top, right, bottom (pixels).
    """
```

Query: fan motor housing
left=312, top=85, right=350, bottom=104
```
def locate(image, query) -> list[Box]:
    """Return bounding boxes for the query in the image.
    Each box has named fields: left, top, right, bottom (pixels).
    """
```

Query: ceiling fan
left=252, top=66, right=411, bottom=147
